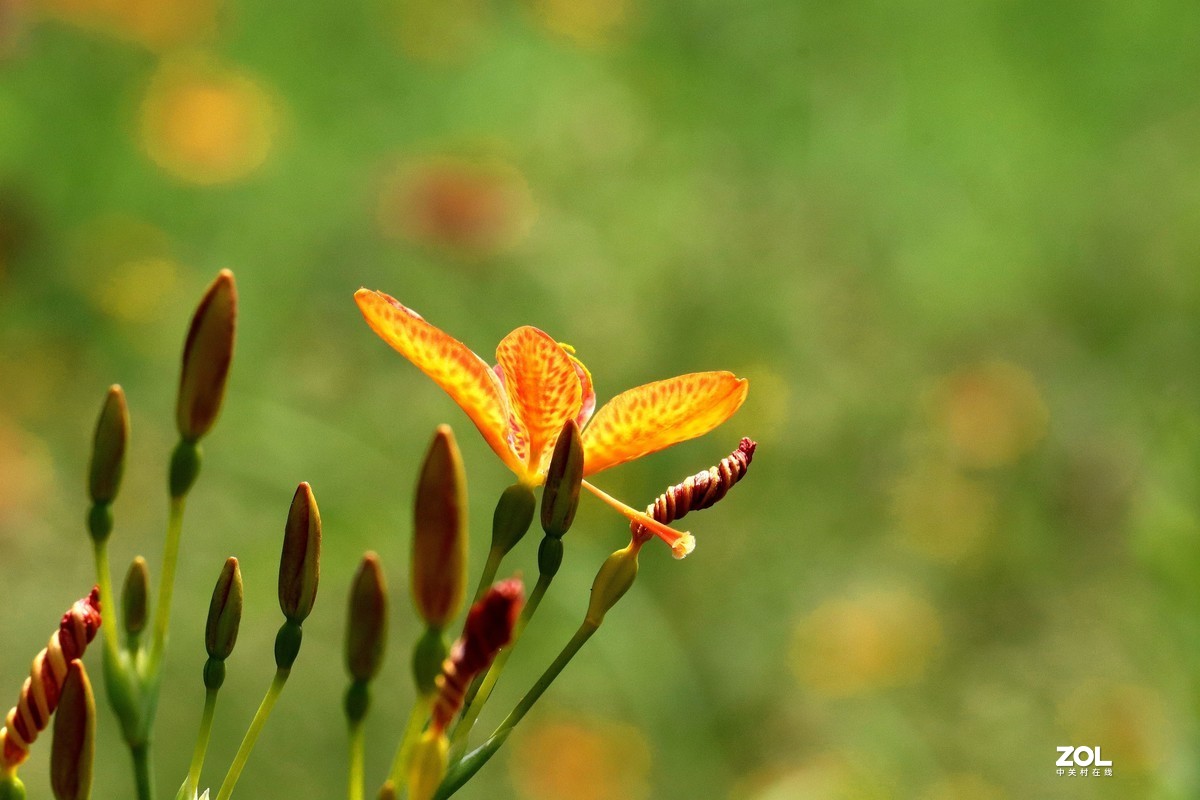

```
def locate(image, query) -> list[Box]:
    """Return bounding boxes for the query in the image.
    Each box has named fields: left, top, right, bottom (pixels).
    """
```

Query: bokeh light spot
left=96, top=256, right=181, bottom=323
left=508, top=716, right=650, bottom=800
left=140, top=57, right=278, bottom=185
left=792, top=590, right=942, bottom=697
left=1057, top=681, right=1170, bottom=773
left=890, top=459, right=997, bottom=563
left=378, top=154, right=536, bottom=260
left=930, top=361, right=1048, bottom=468
left=36, top=0, right=219, bottom=50
left=530, top=0, right=630, bottom=48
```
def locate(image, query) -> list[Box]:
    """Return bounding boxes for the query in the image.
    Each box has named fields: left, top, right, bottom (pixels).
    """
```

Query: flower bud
left=585, top=544, right=639, bottom=627
left=279, top=482, right=321, bottom=624
left=406, top=729, right=447, bottom=800
left=540, top=420, right=583, bottom=538
left=121, top=557, right=150, bottom=640
left=345, top=553, right=388, bottom=683
left=88, top=385, right=129, bottom=506
left=412, top=426, right=466, bottom=628
left=206, top=557, right=243, bottom=661
left=377, top=780, right=397, bottom=800
left=490, top=484, right=534, bottom=556
left=176, top=269, right=236, bottom=443
left=49, top=660, right=94, bottom=800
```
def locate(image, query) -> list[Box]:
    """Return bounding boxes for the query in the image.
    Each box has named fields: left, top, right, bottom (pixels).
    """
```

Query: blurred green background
left=2, top=0, right=1198, bottom=798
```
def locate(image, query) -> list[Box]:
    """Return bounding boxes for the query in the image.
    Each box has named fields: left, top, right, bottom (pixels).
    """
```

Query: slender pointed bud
left=0, top=589, right=102, bottom=770
left=88, top=385, right=129, bottom=506
left=346, top=553, right=388, bottom=684
left=429, top=579, right=523, bottom=733
left=540, top=421, right=583, bottom=539
left=405, top=730, right=447, bottom=800
left=585, top=544, right=639, bottom=627
left=121, top=557, right=150, bottom=640
left=412, top=426, right=467, bottom=628
left=279, top=482, right=321, bottom=624
left=490, top=484, right=534, bottom=556
left=176, top=269, right=236, bottom=443
left=49, top=660, right=94, bottom=800
left=206, top=558, right=243, bottom=661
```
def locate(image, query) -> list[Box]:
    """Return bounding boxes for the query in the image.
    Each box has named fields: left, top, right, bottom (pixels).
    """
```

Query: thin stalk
left=92, top=541, right=123, bottom=668
left=386, top=694, right=432, bottom=789
left=182, top=687, right=219, bottom=799
left=215, top=670, right=289, bottom=800
left=436, top=623, right=597, bottom=799
left=347, top=721, right=365, bottom=800
left=148, top=496, right=188, bottom=674
left=470, top=547, right=504, bottom=605
left=450, top=573, right=552, bottom=752
left=132, top=740, right=155, bottom=800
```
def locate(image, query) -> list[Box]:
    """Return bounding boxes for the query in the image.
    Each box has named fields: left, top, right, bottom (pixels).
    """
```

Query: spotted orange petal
left=355, top=289, right=521, bottom=474
left=581, top=372, right=749, bottom=475
left=495, top=326, right=584, bottom=477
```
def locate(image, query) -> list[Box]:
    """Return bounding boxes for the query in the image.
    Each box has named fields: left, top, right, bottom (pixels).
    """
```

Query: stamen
left=582, top=481, right=694, bottom=558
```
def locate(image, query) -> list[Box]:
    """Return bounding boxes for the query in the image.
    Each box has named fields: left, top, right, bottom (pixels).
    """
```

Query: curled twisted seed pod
left=634, top=438, right=757, bottom=539
left=0, top=589, right=102, bottom=769
left=429, top=579, right=523, bottom=735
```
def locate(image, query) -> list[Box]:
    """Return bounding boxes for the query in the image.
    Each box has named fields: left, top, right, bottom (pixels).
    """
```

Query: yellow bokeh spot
left=1057, top=681, right=1169, bottom=773
left=394, top=0, right=490, bottom=65
left=530, top=0, right=630, bottom=47
left=920, top=773, right=1007, bottom=800
left=35, top=0, right=219, bottom=49
left=890, top=459, right=996, bottom=563
left=378, top=154, right=536, bottom=260
left=930, top=361, right=1048, bottom=468
left=733, top=754, right=889, bottom=800
left=792, top=590, right=942, bottom=697
left=140, top=57, right=278, bottom=185
left=508, top=716, right=650, bottom=800
left=95, top=257, right=180, bottom=323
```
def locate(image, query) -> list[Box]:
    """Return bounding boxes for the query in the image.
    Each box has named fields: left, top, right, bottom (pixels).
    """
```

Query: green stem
left=132, top=740, right=155, bottom=800
left=92, top=540, right=124, bottom=670
left=215, top=669, right=289, bottom=800
left=148, top=495, right=187, bottom=675
left=183, top=687, right=219, bottom=799
left=450, top=572, right=552, bottom=752
left=387, top=694, right=432, bottom=789
left=436, top=622, right=597, bottom=798
left=470, top=547, right=504, bottom=605
left=347, top=721, right=365, bottom=800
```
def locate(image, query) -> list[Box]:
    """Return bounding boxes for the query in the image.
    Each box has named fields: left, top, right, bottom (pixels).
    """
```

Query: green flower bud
left=176, top=270, right=236, bottom=443
left=585, top=543, right=640, bottom=627
left=205, top=557, right=243, bottom=661
left=412, top=426, right=466, bottom=628
left=540, top=420, right=583, bottom=538
left=279, top=482, right=321, bottom=624
left=121, top=556, right=150, bottom=639
left=88, top=385, right=129, bottom=506
left=490, top=484, right=534, bottom=556
left=345, top=552, right=388, bottom=684
left=50, top=660, right=95, bottom=800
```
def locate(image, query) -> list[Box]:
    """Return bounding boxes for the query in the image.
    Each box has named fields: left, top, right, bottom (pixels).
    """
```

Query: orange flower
left=355, top=289, right=749, bottom=557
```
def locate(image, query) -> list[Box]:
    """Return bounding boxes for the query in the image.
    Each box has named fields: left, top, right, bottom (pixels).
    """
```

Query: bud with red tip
left=49, top=660, right=94, bottom=800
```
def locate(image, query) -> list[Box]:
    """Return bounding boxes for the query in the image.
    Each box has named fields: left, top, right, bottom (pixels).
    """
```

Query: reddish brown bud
left=412, top=426, right=467, bottom=628
left=88, top=385, right=129, bottom=505
left=50, top=660, right=94, bottom=800
left=345, top=552, right=388, bottom=683
left=176, top=270, right=236, bottom=442
left=279, top=483, right=321, bottom=624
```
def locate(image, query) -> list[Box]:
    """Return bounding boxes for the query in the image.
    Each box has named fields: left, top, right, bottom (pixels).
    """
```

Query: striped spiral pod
left=634, top=438, right=757, bottom=541
left=0, top=588, right=102, bottom=770
left=429, top=579, right=523, bottom=734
